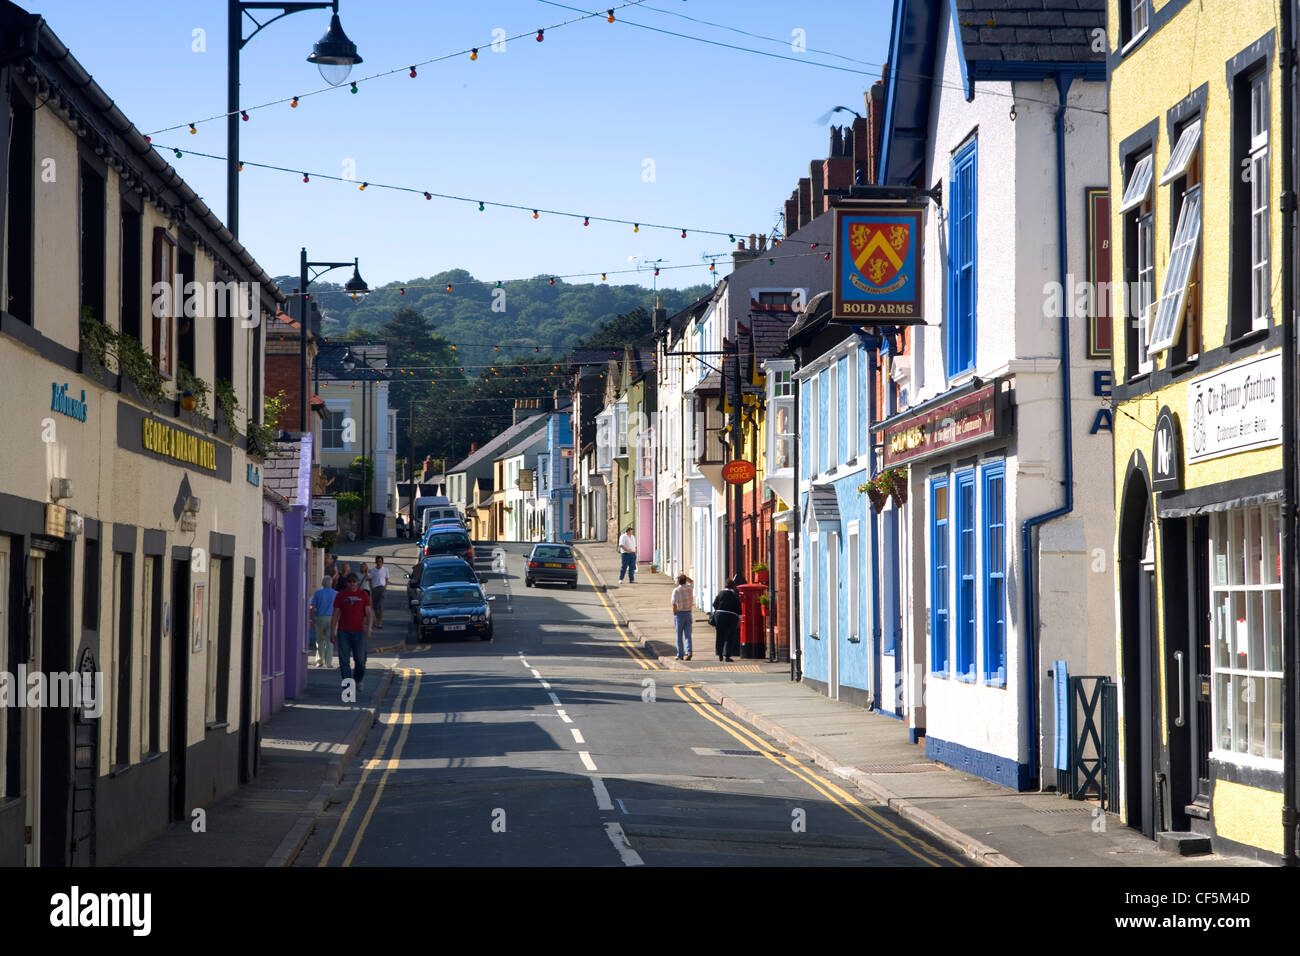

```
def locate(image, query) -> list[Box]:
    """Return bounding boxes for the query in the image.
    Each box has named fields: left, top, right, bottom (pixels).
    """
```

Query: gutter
left=1019, top=72, right=1081, bottom=790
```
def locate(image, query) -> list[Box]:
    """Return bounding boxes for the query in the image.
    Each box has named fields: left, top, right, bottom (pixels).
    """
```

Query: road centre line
left=530, top=668, right=542, bottom=679
left=540, top=680, right=551, bottom=689
left=579, top=750, right=598, bottom=772
left=317, top=668, right=417, bottom=867
left=575, top=556, right=663, bottom=670
left=603, top=822, right=644, bottom=866
left=571, top=728, right=585, bottom=744
left=548, top=692, right=561, bottom=705
left=673, top=684, right=961, bottom=867
left=556, top=709, right=573, bottom=723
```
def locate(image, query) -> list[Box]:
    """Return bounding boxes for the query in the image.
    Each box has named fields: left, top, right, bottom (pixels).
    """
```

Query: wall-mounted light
left=50, top=477, right=73, bottom=502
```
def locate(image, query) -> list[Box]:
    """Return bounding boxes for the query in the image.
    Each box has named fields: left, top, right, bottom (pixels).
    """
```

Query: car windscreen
left=532, top=547, right=573, bottom=561
left=421, top=563, right=475, bottom=583
left=422, top=586, right=481, bottom=606
left=425, top=532, right=469, bottom=550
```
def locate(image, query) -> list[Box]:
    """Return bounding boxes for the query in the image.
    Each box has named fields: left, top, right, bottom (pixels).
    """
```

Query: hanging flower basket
left=866, top=486, right=888, bottom=513
left=859, top=466, right=909, bottom=513
left=752, top=562, right=769, bottom=585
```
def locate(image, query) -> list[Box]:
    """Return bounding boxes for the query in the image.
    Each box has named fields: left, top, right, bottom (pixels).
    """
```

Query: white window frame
left=847, top=523, right=860, bottom=642
left=322, top=402, right=350, bottom=451
left=1148, top=185, right=1202, bottom=354
left=828, top=362, right=839, bottom=469
left=1249, top=71, right=1270, bottom=331
left=1136, top=213, right=1155, bottom=374
left=810, top=373, right=820, bottom=476
left=809, top=532, right=820, bottom=640
left=848, top=352, right=859, bottom=461
left=1209, top=504, right=1284, bottom=766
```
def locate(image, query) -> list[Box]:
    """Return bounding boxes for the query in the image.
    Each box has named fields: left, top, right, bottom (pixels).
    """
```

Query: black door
left=1119, top=475, right=1156, bottom=837
left=238, top=570, right=254, bottom=785
left=39, top=544, right=72, bottom=866
left=169, top=559, right=189, bottom=822
left=1161, top=517, right=1192, bottom=833
left=1191, top=517, right=1212, bottom=804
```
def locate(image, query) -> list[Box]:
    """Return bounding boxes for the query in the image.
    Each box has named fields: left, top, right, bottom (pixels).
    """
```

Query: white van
left=420, top=505, right=464, bottom=534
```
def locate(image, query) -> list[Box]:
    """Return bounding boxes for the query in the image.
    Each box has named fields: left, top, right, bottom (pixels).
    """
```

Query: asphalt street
left=295, top=543, right=964, bottom=867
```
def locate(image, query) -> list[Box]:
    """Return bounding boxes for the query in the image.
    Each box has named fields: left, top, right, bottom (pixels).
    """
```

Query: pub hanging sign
left=832, top=204, right=925, bottom=324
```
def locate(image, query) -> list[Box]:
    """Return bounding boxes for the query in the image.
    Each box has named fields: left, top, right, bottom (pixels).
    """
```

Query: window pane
left=1245, top=508, right=1263, bottom=585
left=1267, top=676, right=1283, bottom=759
left=1266, top=588, right=1282, bottom=673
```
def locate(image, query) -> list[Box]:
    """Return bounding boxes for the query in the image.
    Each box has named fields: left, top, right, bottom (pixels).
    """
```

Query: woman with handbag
left=711, top=576, right=743, bottom=661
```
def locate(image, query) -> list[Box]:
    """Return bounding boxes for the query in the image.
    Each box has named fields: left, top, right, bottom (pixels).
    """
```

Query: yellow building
left=1108, top=0, right=1289, bottom=860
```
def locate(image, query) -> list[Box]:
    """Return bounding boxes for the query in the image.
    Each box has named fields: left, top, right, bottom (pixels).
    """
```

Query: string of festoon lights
left=146, top=2, right=651, bottom=137
left=148, top=144, right=833, bottom=254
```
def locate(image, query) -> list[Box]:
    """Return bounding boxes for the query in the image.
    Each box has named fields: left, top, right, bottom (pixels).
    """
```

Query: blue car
left=412, top=581, right=494, bottom=642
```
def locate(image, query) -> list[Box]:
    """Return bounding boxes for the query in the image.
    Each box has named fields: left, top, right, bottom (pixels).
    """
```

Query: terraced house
left=0, top=4, right=281, bottom=864
left=1108, top=0, right=1295, bottom=861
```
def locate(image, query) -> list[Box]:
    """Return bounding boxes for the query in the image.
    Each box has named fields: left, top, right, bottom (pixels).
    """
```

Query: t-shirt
left=333, top=589, right=371, bottom=631
left=671, top=584, right=693, bottom=612
left=369, top=565, right=389, bottom=589
left=310, top=587, right=336, bottom=618
left=618, top=533, right=636, bottom=554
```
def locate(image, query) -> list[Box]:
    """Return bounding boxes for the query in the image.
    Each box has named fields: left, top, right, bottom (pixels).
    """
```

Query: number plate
left=545, top=562, right=563, bottom=568
left=444, top=624, right=466, bottom=631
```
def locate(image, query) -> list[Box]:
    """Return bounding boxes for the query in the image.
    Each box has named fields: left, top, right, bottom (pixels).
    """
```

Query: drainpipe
left=1281, top=0, right=1297, bottom=867
left=791, top=348, right=803, bottom=682
left=1019, top=72, right=1080, bottom=791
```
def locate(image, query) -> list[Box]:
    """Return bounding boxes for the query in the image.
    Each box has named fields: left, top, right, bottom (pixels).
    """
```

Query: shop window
left=954, top=470, right=977, bottom=681
left=1210, top=505, right=1284, bottom=763
left=982, top=462, right=1006, bottom=685
left=930, top=478, right=949, bottom=678
left=947, top=140, right=977, bottom=378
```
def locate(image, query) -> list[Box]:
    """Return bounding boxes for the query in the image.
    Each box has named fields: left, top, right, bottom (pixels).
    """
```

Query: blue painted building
left=543, top=407, right=574, bottom=541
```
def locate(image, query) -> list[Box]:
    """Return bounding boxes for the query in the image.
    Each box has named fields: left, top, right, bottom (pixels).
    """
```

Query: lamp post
left=340, top=347, right=386, bottom=538
left=299, top=249, right=368, bottom=432
left=227, top=1, right=362, bottom=238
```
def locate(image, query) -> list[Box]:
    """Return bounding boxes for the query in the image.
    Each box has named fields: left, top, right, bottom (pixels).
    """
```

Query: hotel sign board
left=117, top=402, right=231, bottom=481
left=878, top=381, right=1003, bottom=468
left=832, top=204, right=924, bottom=324
left=1186, top=351, right=1282, bottom=465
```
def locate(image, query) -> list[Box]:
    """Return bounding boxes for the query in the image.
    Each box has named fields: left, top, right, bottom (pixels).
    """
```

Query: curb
left=267, top=665, right=397, bottom=868
left=698, top=683, right=1018, bottom=868
left=574, top=546, right=610, bottom=592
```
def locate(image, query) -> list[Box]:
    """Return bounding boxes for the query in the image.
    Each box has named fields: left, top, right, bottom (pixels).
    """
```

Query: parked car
left=411, top=582, right=494, bottom=641
left=525, top=543, right=578, bottom=589
left=421, top=525, right=474, bottom=564
left=406, top=555, right=478, bottom=606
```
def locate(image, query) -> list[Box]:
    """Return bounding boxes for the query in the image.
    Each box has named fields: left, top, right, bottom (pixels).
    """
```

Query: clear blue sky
left=36, top=0, right=892, bottom=290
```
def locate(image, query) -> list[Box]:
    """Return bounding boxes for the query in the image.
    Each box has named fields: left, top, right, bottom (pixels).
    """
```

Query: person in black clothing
left=712, top=576, right=743, bottom=661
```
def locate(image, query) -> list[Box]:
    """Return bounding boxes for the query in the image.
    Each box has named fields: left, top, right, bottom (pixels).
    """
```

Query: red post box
left=736, top=583, right=767, bottom=659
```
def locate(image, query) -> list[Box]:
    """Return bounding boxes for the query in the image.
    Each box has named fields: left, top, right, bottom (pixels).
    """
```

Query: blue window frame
left=929, top=478, right=950, bottom=677
left=954, top=469, right=976, bottom=681
left=947, top=140, right=977, bottom=377
left=982, top=461, right=1006, bottom=685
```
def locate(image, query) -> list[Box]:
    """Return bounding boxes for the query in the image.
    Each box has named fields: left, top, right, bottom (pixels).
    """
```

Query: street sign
left=832, top=203, right=925, bottom=324
left=722, top=460, right=756, bottom=484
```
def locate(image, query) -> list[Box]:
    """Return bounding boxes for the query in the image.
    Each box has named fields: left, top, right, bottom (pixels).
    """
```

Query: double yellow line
left=318, top=667, right=422, bottom=867
left=674, top=683, right=963, bottom=867
left=577, top=556, right=664, bottom=670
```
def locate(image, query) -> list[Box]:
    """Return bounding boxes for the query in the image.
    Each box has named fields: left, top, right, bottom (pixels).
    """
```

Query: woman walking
left=671, top=574, right=694, bottom=661
left=711, top=576, right=743, bottom=662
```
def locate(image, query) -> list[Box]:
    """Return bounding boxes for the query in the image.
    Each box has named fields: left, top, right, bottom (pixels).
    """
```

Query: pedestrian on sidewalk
left=368, top=556, right=389, bottom=629
left=332, top=561, right=351, bottom=591
left=671, top=574, right=694, bottom=660
left=618, top=527, right=637, bottom=583
left=711, top=576, right=743, bottom=661
left=358, top=562, right=372, bottom=597
left=331, top=573, right=372, bottom=689
left=309, top=575, right=337, bottom=668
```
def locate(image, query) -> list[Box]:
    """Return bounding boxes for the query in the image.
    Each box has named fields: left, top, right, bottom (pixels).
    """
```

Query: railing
left=1056, top=675, right=1119, bottom=812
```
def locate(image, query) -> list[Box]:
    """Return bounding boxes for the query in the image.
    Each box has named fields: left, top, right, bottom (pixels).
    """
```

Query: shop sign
left=879, top=381, right=1002, bottom=468
left=1152, top=406, right=1181, bottom=492
left=308, top=497, right=338, bottom=532
left=832, top=204, right=925, bottom=324
left=722, top=460, right=756, bottom=484
left=50, top=382, right=88, bottom=422
left=1186, top=351, right=1282, bottom=464
left=517, top=468, right=535, bottom=491
left=118, top=402, right=231, bottom=481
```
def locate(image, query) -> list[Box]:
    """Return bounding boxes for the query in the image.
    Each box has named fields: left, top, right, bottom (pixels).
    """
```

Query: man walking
left=671, top=574, right=694, bottom=661
left=309, top=575, right=337, bottom=668
left=331, top=573, right=372, bottom=689
left=711, top=576, right=743, bottom=662
left=618, top=526, right=637, bottom=583
left=368, top=556, right=389, bottom=629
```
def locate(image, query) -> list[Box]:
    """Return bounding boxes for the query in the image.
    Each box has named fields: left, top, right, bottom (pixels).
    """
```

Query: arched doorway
left=1117, top=469, right=1156, bottom=836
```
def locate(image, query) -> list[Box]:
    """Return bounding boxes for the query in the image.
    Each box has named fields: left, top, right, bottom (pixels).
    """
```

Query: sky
left=34, top=0, right=894, bottom=292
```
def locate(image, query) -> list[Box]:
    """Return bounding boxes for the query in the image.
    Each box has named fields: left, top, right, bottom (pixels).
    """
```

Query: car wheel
left=525, top=577, right=533, bottom=587
left=569, top=580, right=578, bottom=590
left=482, top=628, right=493, bottom=642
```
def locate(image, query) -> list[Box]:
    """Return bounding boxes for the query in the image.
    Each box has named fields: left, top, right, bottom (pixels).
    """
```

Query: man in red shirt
left=331, top=573, right=373, bottom=687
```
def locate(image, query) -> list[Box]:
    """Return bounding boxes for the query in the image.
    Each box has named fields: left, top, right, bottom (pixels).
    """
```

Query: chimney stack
left=733, top=234, right=761, bottom=271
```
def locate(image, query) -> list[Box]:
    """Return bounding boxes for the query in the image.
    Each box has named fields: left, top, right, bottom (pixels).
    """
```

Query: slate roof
left=787, top=291, right=834, bottom=342
left=448, top=414, right=547, bottom=474
left=316, top=341, right=388, bottom=381
left=954, top=0, right=1106, bottom=65
left=748, top=312, right=794, bottom=372
left=494, top=427, right=547, bottom=463
left=663, top=293, right=716, bottom=347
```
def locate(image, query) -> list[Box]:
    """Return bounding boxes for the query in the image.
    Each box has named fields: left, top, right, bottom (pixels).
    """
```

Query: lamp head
left=308, top=12, right=363, bottom=87
left=344, top=258, right=369, bottom=298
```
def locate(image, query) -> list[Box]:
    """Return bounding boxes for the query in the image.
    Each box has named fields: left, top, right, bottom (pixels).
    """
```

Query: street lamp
left=299, top=248, right=368, bottom=432
left=336, top=347, right=386, bottom=538
left=227, top=2, right=362, bottom=237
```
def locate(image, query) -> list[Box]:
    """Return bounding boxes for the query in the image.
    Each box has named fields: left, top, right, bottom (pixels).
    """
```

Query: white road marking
left=530, top=668, right=542, bottom=679
left=590, top=776, right=613, bottom=811
left=540, top=680, right=551, bottom=690
left=616, top=798, right=628, bottom=815
left=556, top=709, right=573, bottom=724
left=519, top=658, right=529, bottom=668
left=578, top=750, right=598, bottom=772
left=603, top=823, right=644, bottom=866
left=571, top=728, right=585, bottom=744
left=548, top=692, right=561, bottom=706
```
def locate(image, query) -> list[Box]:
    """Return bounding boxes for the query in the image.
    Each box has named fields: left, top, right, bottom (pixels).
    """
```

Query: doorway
left=169, top=557, right=190, bottom=822
left=238, top=569, right=255, bottom=785
left=1118, top=474, right=1157, bottom=837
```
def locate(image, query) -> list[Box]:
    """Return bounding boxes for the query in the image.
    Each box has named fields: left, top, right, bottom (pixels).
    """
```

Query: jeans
left=714, top=614, right=739, bottom=659
left=674, top=610, right=693, bottom=657
left=337, top=630, right=367, bottom=685
left=619, top=552, right=636, bottom=582
left=371, top=587, right=386, bottom=623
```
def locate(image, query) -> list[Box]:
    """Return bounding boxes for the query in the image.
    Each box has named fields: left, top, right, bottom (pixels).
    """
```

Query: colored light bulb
left=681, top=229, right=687, bottom=238
left=424, top=192, right=432, bottom=200
left=409, top=66, right=417, bottom=78
left=359, top=182, right=367, bottom=191
left=303, top=173, right=309, bottom=182
left=350, top=82, right=358, bottom=94
left=470, top=48, right=478, bottom=61
left=174, top=149, right=182, bottom=158
left=291, top=96, right=299, bottom=108
left=607, top=9, right=615, bottom=23
left=533, top=210, right=539, bottom=219
left=536, top=28, right=544, bottom=41
left=634, top=223, right=639, bottom=232
left=583, top=217, right=589, bottom=226
left=478, top=201, right=485, bottom=211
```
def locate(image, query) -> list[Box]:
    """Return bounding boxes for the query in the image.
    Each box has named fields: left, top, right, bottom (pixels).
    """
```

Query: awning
left=803, top=484, right=841, bottom=534
left=1157, top=488, right=1282, bottom=519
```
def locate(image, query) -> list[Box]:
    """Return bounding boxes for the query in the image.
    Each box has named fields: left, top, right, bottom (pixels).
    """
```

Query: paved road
left=295, top=543, right=964, bottom=867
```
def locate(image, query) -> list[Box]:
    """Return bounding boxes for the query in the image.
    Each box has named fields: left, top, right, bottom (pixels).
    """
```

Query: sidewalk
left=573, top=541, right=787, bottom=674
left=573, top=543, right=1260, bottom=868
